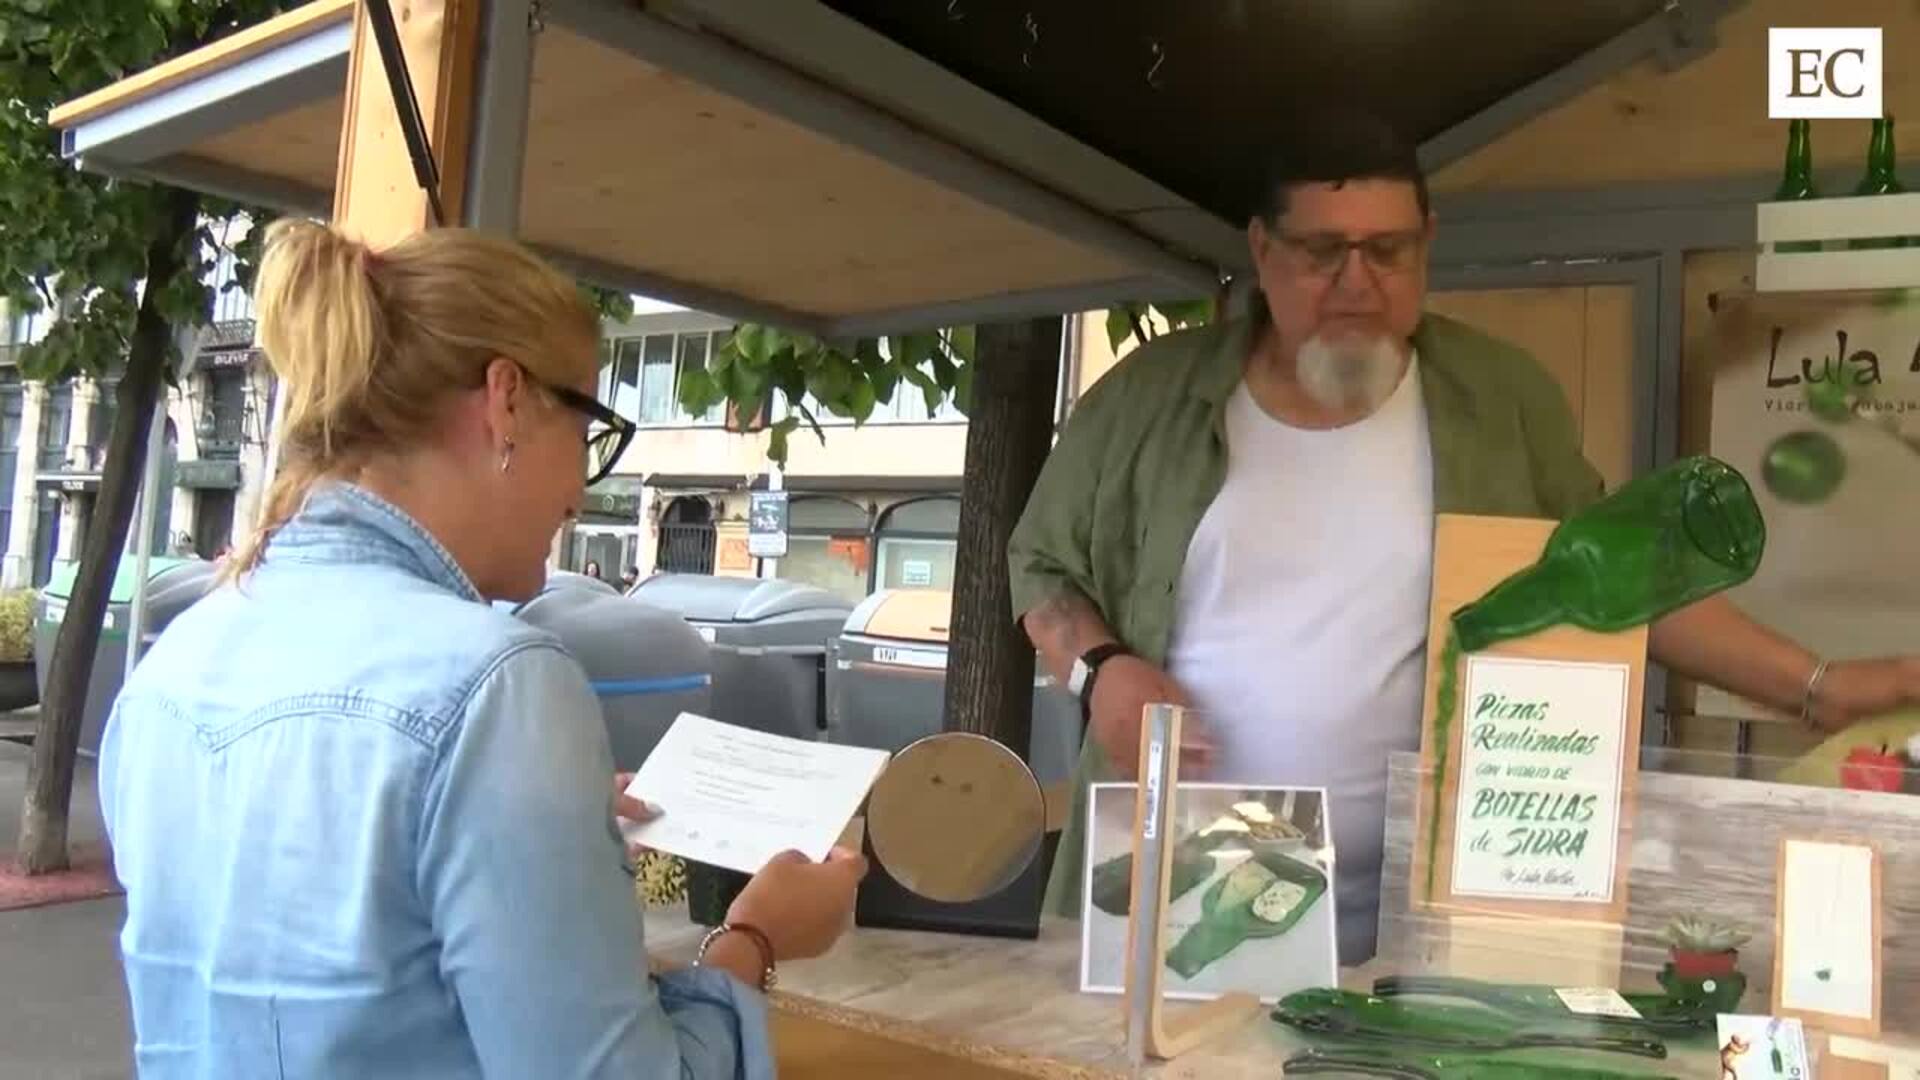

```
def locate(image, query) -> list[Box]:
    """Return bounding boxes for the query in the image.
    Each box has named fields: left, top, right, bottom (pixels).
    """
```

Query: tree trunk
left=15, top=189, right=198, bottom=874
left=942, top=317, right=1062, bottom=761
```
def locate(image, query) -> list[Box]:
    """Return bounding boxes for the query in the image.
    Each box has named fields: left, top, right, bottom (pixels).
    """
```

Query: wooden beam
left=942, top=318, right=1062, bottom=758
left=332, top=0, right=481, bottom=246
left=49, top=0, right=354, bottom=128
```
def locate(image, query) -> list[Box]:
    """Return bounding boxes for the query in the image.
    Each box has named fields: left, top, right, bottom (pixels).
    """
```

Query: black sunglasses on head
left=542, top=381, right=635, bottom=487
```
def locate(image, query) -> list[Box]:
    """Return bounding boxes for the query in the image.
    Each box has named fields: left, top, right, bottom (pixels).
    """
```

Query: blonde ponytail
left=224, top=220, right=597, bottom=579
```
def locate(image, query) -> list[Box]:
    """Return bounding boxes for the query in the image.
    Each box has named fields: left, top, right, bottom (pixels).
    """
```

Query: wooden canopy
left=46, top=0, right=1741, bottom=334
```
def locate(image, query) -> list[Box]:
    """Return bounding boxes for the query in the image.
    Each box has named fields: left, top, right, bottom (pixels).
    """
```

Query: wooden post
left=256, top=0, right=482, bottom=504
left=331, top=0, right=481, bottom=246
left=942, top=317, right=1061, bottom=758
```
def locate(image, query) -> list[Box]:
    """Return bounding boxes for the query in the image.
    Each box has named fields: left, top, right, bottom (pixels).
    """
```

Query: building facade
left=0, top=247, right=276, bottom=589
left=564, top=302, right=1123, bottom=603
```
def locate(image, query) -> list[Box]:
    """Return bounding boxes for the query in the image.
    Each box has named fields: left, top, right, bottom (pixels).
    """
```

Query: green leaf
left=902, top=331, right=940, bottom=370
left=929, top=347, right=957, bottom=391
left=1106, top=308, right=1134, bottom=353
left=847, top=376, right=876, bottom=423
left=1155, top=298, right=1214, bottom=328
left=948, top=325, right=976, bottom=364
left=767, top=416, right=797, bottom=468
left=676, top=365, right=720, bottom=415
left=734, top=324, right=772, bottom=366
left=953, top=362, right=974, bottom=417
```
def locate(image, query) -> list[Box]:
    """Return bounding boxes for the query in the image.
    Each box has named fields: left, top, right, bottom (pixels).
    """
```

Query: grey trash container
left=826, top=588, right=1079, bottom=785
left=513, top=585, right=712, bottom=770
left=35, top=555, right=217, bottom=754
left=626, top=574, right=852, bottom=741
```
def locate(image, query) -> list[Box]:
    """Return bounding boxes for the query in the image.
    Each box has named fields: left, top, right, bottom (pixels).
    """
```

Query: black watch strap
left=1076, top=642, right=1131, bottom=725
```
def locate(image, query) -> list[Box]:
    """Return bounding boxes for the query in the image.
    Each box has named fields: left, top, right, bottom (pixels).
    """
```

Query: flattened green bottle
left=1450, top=456, right=1767, bottom=654
left=1164, top=847, right=1328, bottom=978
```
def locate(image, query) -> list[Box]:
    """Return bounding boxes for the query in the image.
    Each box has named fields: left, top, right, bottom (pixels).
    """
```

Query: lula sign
left=1450, top=656, right=1631, bottom=902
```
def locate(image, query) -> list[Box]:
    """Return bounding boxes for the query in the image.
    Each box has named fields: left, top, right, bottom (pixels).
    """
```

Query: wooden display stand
left=1120, top=704, right=1261, bottom=1062
left=1410, top=514, right=1648, bottom=987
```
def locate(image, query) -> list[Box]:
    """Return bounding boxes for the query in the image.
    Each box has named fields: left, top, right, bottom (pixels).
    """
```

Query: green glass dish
left=1282, top=1048, right=1680, bottom=1080
left=1272, top=988, right=1667, bottom=1060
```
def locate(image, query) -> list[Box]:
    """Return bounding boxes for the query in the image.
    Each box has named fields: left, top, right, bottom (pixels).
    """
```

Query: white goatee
left=1295, top=333, right=1407, bottom=416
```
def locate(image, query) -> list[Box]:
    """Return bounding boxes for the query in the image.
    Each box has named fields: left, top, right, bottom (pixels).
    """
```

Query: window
left=201, top=365, right=247, bottom=457
left=779, top=496, right=872, bottom=605
left=871, top=496, right=961, bottom=592
left=90, top=377, right=119, bottom=451
left=38, top=384, right=71, bottom=471
left=601, top=330, right=729, bottom=427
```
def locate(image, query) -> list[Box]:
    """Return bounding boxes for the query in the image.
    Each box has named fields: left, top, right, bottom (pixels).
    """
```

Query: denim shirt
left=100, top=483, right=773, bottom=1079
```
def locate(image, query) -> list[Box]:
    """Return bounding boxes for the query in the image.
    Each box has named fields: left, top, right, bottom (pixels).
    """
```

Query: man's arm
left=1651, top=594, right=1920, bottom=730
left=1023, top=587, right=1121, bottom=688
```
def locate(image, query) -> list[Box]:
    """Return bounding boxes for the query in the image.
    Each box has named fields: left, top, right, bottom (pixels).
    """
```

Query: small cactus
left=1662, top=914, right=1751, bottom=954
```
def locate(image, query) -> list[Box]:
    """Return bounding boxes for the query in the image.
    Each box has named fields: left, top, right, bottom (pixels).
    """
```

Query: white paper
left=1449, top=656, right=1631, bottom=902
left=1554, top=987, right=1642, bottom=1019
left=621, top=713, right=889, bottom=874
left=1715, top=1015, right=1810, bottom=1080
left=1778, top=839, right=1877, bottom=1020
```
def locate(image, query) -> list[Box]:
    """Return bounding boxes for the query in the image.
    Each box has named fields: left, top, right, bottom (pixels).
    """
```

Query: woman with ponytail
left=98, top=221, right=863, bottom=1079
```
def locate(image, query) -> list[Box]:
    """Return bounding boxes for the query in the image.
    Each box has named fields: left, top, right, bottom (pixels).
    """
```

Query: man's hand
left=1810, top=657, right=1920, bottom=733
left=1087, top=656, right=1211, bottom=779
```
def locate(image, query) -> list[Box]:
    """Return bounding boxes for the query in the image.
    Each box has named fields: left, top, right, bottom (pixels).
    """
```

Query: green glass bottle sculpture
left=1272, top=988, right=1667, bottom=1060
left=1426, top=455, right=1766, bottom=899
left=1371, top=974, right=1740, bottom=1035
left=1283, top=1048, right=1680, bottom=1080
left=1165, top=847, right=1328, bottom=978
left=1450, top=456, right=1766, bottom=652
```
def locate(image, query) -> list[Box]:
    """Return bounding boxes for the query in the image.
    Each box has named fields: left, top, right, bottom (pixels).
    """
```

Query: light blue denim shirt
left=100, top=483, right=772, bottom=1079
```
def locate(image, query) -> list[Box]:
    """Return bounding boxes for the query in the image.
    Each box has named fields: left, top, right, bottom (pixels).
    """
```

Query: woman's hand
left=727, top=847, right=869, bottom=962
left=612, top=772, right=658, bottom=861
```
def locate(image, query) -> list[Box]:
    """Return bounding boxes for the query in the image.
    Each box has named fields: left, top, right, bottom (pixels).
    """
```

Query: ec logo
left=1769, top=28, right=1883, bottom=118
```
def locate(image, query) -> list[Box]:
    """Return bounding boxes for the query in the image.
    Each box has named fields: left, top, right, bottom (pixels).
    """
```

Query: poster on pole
left=748, top=490, right=788, bottom=558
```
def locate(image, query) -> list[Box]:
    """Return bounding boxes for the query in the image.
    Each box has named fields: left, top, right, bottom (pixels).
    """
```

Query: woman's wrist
left=696, top=924, right=777, bottom=991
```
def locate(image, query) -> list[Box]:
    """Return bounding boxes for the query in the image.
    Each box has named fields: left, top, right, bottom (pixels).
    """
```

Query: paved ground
left=0, top=738, right=132, bottom=1080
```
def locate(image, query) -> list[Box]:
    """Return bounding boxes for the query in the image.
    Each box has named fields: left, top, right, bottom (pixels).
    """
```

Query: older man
left=1008, top=116, right=1920, bottom=963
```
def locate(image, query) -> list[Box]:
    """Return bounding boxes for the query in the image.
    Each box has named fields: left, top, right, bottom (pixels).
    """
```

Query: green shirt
left=1008, top=306, right=1606, bottom=917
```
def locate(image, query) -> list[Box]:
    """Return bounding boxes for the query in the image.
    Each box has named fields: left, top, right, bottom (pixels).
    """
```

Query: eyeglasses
left=1274, top=228, right=1427, bottom=278
left=543, top=381, right=635, bottom=487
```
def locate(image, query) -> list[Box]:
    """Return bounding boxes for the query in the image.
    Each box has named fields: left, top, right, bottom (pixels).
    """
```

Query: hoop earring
left=499, top=438, right=516, bottom=474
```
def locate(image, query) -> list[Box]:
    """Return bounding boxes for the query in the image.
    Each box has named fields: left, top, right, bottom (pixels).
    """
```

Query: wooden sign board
left=1412, top=514, right=1646, bottom=924
left=1774, top=836, right=1883, bottom=1037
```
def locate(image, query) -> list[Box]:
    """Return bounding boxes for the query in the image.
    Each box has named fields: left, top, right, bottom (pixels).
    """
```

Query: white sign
left=1769, top=27, right=1883, bottom=118
left=620, top=713, right=889, bottom=874
left=1778, top=839, right=1877, bottom=1022
left=1449, top=656, right=1631, bottom=903
left=901, top=559, right=933, bottom=587
left=747, top=490, right=788, bottom=558
left=1554, top=987, right=1642, bottom=1019
left=872, top=645, right=945, bottom=670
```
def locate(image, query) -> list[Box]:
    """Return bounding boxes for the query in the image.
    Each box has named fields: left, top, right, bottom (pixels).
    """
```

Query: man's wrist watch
left=1069, top=642, right=1131, bottom=723
left=696, top=922, right=777, bottom=992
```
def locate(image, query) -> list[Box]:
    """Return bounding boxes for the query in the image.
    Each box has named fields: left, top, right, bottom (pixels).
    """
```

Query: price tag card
left=1554, top=987, right=1641, bottom=1019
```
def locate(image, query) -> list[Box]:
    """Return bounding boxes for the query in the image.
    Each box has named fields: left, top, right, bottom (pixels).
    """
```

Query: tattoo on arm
left=1023, top=588, right=1117, bottom=678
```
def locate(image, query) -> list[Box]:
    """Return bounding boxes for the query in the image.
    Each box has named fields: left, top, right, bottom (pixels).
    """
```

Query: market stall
left=43, top=0, right=1920, bottom=1075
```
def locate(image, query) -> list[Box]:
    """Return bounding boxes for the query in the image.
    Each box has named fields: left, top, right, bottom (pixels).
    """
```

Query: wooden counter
left=643, top=910, right=1750, bottom=1079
